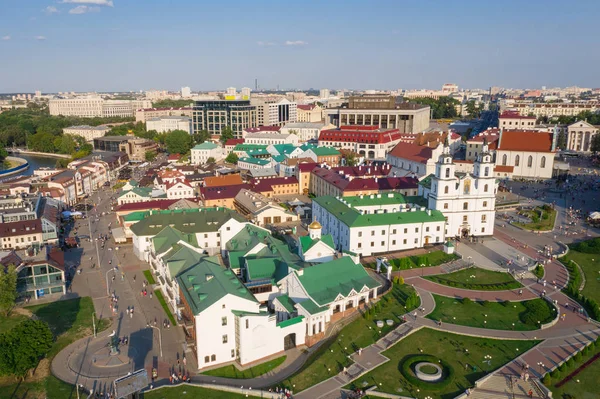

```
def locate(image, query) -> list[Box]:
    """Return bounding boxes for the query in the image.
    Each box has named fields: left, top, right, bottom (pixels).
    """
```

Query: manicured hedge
left=426, top=276, right=521, bottom=291
left=561, top=259, right=600, bottom=321
left=399, top=354, right=455, bottom=391
left=570, top=237, right=600, bottom=254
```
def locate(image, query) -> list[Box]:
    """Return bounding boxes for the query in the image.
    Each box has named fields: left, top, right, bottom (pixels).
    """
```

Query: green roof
left=177, top=257, right=257, bottom=315
left=246, top=258, right=279, bottom=281
left=239, top=157, right=270, bottom=165
left=344, top=192, right=406, bottom=207
left=299, top=234, right=335, bottom=253
left=129, top=207, right=245, bottom=237
left=274, top=294, right=296, bottom=313
left=272, top=154, right=286, bottom=163
left=164, top=245, right=217, bottom=278
left=123, top=211, right=148, bottom=222
left=300, top=143, right=316, bottom=151
left=312, top=195, right=446, bottom=228
left=234, top=144, right=268, bottom=152
left=405, top=196, right=428, bottom=207
left=153, top=225, right=186, bottom=254
left=311, top=147, right=341, bottom=156
left=445, top=241, right=455, bottom=248
left=119, top=187, right=152, bottom=198
left=297, top=257, right=380, bottom=306
left=193, top=142, right=218, bottom=150
left=418, top=174, right=434, bottom=189
left=277, top=315, right=305, bottom=328
left=272, top=144, right=298, bottom=156
left=297, top=298, right=329, bottom=315
left=228, top=250, right=246, bottom=270
left=231, top=309, right=269, bottom=317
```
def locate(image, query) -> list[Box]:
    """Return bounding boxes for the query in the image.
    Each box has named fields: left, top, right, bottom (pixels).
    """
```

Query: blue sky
left=1, top=0, right=599, bottom=93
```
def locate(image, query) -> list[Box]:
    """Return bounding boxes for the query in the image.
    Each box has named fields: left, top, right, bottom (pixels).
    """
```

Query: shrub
left=480, top=300, right=491, bottom=307
left=558, top=364, right=566, bottom=373
left=566, top=358, right=574, bottom=368
left=550, top=369, right=560, bottom=380
left=502, top=300, right=511, bottom=307
left=462, top=297, right=472, bottom=305
left=397, top=276, right=405, bottom=285
left=571, top=238, right=600, bottom=254
left=574, top=352, right=583, bottom=362
left=393, top=276, right=400, bottom=285
left=520, top=299, right=554, bottom=327
left=542, top=373, right=551, bottom=386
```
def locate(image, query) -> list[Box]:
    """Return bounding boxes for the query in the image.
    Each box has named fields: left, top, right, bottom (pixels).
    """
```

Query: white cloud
left=285, top=40, right=307, bottom=46
left=45, top=6, right=59, bottom=14
left=61, top=0, right=114, bottom=6
left=69, top=5, right=101, bottom=14
left=2, top=35, right=10, bottom=41
left=257, top=41, right=276, bottom=46
left=35, top=36, right=47, bottom=41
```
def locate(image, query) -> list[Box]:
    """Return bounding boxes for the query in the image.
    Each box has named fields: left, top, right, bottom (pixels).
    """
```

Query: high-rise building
left=226, top=87, right=237, bottom=97
left=181, top=87, right=191, bottom=98
left=192, top=100, right=257, bottom=138
left=241, top=87, right=251, bottom=99
left=320, top=89, right=330, bottom=99
left=250, top=97, right=297, bottom=127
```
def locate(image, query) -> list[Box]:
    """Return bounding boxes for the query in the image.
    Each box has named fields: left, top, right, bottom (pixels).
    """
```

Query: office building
left=49, top=97, right=152, bottom=118
left=63, top=125, right=110, bottom=142
left=192, top=100, right=258, bottom=139
left=296, top=104, right=323, bottom=123
left=319, top=89, right=330, bottom=99
left=499, top=111, right=537, bottom=129
left=511, top=102, right=600, bottom=118
left=323, top=95, right=430, bottom=133
left=146, top=116, right=192, bottom=134
left=181, top=87, right=191, bottom=98
left=251, top=98, right=297, bottom=127
left=135, top=107, right=193, bottom=122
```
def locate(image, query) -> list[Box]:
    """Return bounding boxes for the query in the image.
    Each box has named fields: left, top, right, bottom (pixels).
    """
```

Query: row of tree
left=408, top=97, right=461, bottom=119
left=536, top=111, right=600, bottom=126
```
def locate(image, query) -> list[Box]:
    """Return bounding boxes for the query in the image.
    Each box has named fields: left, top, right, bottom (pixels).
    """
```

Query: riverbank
left=0, top=156, right=29, bottom=177
left=8, top=149, right=72, bottom=159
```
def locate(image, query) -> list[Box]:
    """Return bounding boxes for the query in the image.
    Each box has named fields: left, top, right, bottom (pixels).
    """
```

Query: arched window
left=502, top=154, right=507, bottom=166
left=205, top=356, right=210, bottom=363
left=445, top=168, right=450, bottom=178
left=463, top=202, right=468, bottom=210
left=515, top=155, right=520, bottom=166
left=484, top=184, right=488, bottom=192
left=211, top=354, right=216, bottom=361
left=444, top=186, right=449, bottom=194
left=540, top=156, right=546, bottom=168
left=484, top=166, right=489, bottom=177
left=527, top=155, right=533, bottom=168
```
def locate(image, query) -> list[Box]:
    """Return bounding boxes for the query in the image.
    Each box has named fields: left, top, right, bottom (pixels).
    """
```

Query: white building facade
left=146, top=116, right=192, bottom=134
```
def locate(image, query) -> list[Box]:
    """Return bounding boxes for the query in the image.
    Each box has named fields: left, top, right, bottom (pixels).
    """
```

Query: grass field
left=141, top=385, right=252, bottom=399
left=514, top=206, right=557, bottom=231
left=565, top=249, right=600, bottom=308
left=0, top=312, right=27, bottom=334
left=426, top=294, right=555, bottom=331
left=549, top=345, right=600, bottom=399
left=424, top=267, right=522, bottom=291
left=202, top=355, right=286, bottom=379
left=281, top=284, right=419, bottom=393
left=155, top=289, right=177, bottom=325
left=0, top=297, right=109, bottom=399
left=366, top=250, right=459, bottom=271
left=348, top=328, right=539, bottom=399
left=143, top=269, right=157, bottom=285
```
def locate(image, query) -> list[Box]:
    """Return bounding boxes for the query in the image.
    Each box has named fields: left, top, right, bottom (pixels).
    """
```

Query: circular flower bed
left=399, top=354, right=455, bottom=391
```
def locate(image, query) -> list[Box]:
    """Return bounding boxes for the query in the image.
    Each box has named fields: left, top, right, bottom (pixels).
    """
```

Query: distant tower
left=255, top=79, right=258, bottom=91
left=320, top=89, right=330, bottom=99
left=226, top=87, right=236, bottom=97
left=308, top=220, right=322, bottom=240
left=241, top=87, right=251, bottom=99
left=181, top=87, right=191, bottom=98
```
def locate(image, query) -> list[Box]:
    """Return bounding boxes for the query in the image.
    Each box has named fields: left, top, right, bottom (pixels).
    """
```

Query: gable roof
left=273, top=294, right=296, bottom=313
left=200, top=184, right=249, bottom=201
left=296, top=257, right=380, bottom=306
left=299, top=234, right=335, bottom=253
left=203, top=174, right=243, bottom=187
left=388, top=142, right=434, bottom=164
left=497, top=130, right=554, bottom=153
left=193, top=142, right=218, bottom=150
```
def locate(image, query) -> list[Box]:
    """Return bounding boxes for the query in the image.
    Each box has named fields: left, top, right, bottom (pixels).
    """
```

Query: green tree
left=409, top=97, right=459, bottom=119
left=54, top=134, right=77, bottom=154
left=0, top=319, right=53, bottom=378
left=145, top=151, right=157, bottom=162
left=165, top=130, right=192, bottom=154
left=192, top=129, right=211, bottom=144
left=465, top=100, right=481, bottom=118
left=0, top=145, right=8, bottom=161
left=288, top=129, right=298, bottom=136
left=225, top=152, right=239, bottom=164
left=28, top=132, right=56, bottom=152
left=206, top=157, right=216, bottom=164
left=591, top=134, right=600, bottom=153
left=151, top=99, right=193, bottom=108
left=0, top=265, right=17, bottom=317
left=220, top=126, right=235, bottom=144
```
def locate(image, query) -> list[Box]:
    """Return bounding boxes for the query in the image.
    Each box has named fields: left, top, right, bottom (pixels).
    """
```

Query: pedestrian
left=126, top=308, right=130, bottom=316
left=150, top=292, right=153, bottom=299
left=133, top=275, right=136, bottom=282
left=183, top=356, right=187, bottom=366
left=518, top=289, right=523, bottom=296
left=528, top=390, right=533, bottom=398
left=358, top=347, right=362, bottom=356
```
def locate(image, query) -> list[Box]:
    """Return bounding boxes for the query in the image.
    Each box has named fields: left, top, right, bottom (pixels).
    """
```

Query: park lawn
left=281, top=284, right=420, bottom=393
left=155, top=289, right=177, bottom=326
left=515, top=206, right=557, bottom=231
left=142, top=385, right=253, bottom=399
left=424, top=267, right=522, bottom=291
left=143, top=269, right=157, bottom=285
left=426, top=294, right=555, bottom=331
left=202, top=355, right=286, bottom=379
left=0, top=297, right=110, bottom=399
left=565, top=249, right=600, bottom=307
left=366, top=250, right=459, bottom=271
left=348, top=328, right=539, bottom=399
left=549, top=346, right=600, bottom=399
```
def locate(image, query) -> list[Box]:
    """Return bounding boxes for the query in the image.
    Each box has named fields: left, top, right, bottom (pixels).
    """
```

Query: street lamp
left=105, top=267, right=117, bottom=296
left=537, top=362, right=545, bottom=376
left=420, top=263, right=426, bottom=277
left=92, top=312, right=96, bottom=338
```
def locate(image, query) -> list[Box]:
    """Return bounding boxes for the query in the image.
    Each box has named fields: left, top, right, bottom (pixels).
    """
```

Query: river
left=1, top=154, right=58, bottom=176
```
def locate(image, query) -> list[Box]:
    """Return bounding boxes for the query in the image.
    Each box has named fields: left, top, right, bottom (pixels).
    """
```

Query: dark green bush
left=462, top=297, right=472, bottom=305
left=574, top=352, right=582, bottom=362
left=542, top=373, right=551, bottom=386
left=519, top=299, right=554, bottom=327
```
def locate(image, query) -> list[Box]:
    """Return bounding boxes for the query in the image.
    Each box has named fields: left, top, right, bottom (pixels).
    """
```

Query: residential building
left=323, top=95, right=430, bottom=133
left=567, top=121, right=599, bottom=153
left=242, top=126, right=281, bottom=138
left=495, top=130, right=556, bottom=179
left=298, top=147, right=341, bottom=166
left=318, top=125, right=402, bottom=160
left=232, top=144, right=270, bottom=159
left=199, top=184, right=249, bottom=208
left=498, top=111, right=537, bottom=129
left=249, top=176, right=300, bottom=197
left=319, top=89, right=330, bottom=99
left=119, top=138, right=159, bottom=162
left=280, top=122, right=332, bottom=142
left=190, top=142, right=225, bottom=165
left=203, top=174, right=243, bottom=188
left=135, top=107, right=193, bottom=122
left=165, top=180, right=195, bottom=200
left=511, top=102, right=600, bottom=118
left=244, top=133, right=299, bottom=146
left=117, top=187, right=166, bottom=206
left=0, top=195, right=61, bottom=245
left=251, top=98, right=297, bottom=127
left=234, top=189, right=298, bottom=226
left=312, top=193, right=446, bottom=256
left=465, top=129, right=499, bottom=161
left=146, top=116, right=192, bottom=134
left=49, top=97, right=151, bottom=118
left=192, top=100, right=257, bottom=139
left=419, top=139, right=497, bottom=238
left=0, top=219, right=43, bottom=250
left=63, top=125, right=110, bottom=142
left=296, top=104, right=323, bottom=123
left=386, top=142, right=443, bottom=178
left=224, top=138, right=245, bottom=153
left=237, top=157, right=275, bottom=170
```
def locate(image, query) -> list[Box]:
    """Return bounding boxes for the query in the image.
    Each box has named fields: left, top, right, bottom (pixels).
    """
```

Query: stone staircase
left=471, top=375, right=543, bottom=399
left=441, top=259, right=471, bottom=274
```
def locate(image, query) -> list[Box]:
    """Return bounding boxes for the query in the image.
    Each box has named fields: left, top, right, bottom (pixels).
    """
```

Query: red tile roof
left=165, top=179, right=193, bottom=190
left=250, top=177, right=299, bottom=193
left=297, top=163, right=320, bottom=173
left=494, top=165, right=514, bottom=173
left=168, top=154, right=181, bottom=161
left=116, top=199, right=179, bottom=212
left=500, top=111, right=536, bottom=119
left=388, top=142, right=434, bottom=164
left=498, top=130, right=554, bottom=153
left=204, top=174, right=243, bottom=187
left=0, top=219, right=42, bottom=238
left=319, top=126, right=401, bottom=144
left=200, top=184, right=249, bottom=201
left=225, top=138, right=245, bottom=146
left=137, top=107, right=192, bottom=111
left=297, top=104, right=316, bottom=111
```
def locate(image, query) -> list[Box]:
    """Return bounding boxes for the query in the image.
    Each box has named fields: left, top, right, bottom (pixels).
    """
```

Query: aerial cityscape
left=0, top=1, right=600, bottom=399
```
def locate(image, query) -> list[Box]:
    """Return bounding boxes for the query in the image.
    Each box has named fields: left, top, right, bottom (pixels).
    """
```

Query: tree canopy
left=408, top=97, right=459, bottom=119
left=192, top=129, right=210, bottom=145
left=145, top=151, right=157, bottom=162
left=165, top=130, right=192, bottom=154
left=225, top=152, right=239, bottom=164
left=0, top=319, right=53, bottom=378
left=220, top=126, right=235, bottom=144
left=0, top=264, right=17, bottom=317
left=151, top=99, right=193, bottom=108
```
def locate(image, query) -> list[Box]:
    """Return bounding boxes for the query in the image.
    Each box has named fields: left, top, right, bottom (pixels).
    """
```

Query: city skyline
left=1, top=0, right=599, bottom=93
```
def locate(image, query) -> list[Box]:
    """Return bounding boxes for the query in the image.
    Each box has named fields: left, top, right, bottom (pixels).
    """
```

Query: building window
left=358, top=231, right=362, bottom=237
left=211, top=354, right=216, bottom=361
left=463, top=215, right=468, bottom=222
left=370, top=242, right=374, bottom=247
left=414, top=238, right=418, bottom=244
left=484, top=166, right=489, bottom=176
left=484, top=184, right=488, bottom=192
left=403, top=239, right=407, bottom=244
left=436, top=226, right=440, bottom=231
left=515, top=155, right=520, bottom=166
left=426, top=227, right=429, bottom=232
left=222, top=317, right=227, bottom=326
left=371, top=231, right=375, bottom=236
left=404, top=228, right=407, bottom=234
left=205, top=356, right=210, bottom=363
left=222, top=304, right=226, bottom=309
left=502, top=154, right=507, bottom=166
left=483, top=201, right=488, bottom=207
left=392, top=229, right=396, bottom=234
left=463, top=202, right=468, bottom=210
left=222, top=335, right=228, bottom=344
left=481, top=215, right=487, bottom=222
left=540, top=156, right=546, bottom=168
left=482, top=227, right=486, bottom=233
left=245, top=319, right=249, bottom=329
left=231, top=349, right=235, bottom=358
left=358, top=243, right=362, bottom=248
left=392, top=240, right=396, bottom=245
left=444, top=186, right=449, bottom=194
left=381, top=230, right=385, bottom=235
left=415, top=228, right=419, bottom=233
left=444, top=203, right=448, bottom=209
left=527, top=155, right=533, bottom=168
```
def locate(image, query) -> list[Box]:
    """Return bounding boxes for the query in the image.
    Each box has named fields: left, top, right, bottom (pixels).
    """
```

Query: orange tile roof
left=203, top=174, right=243, bottom=187
left=498, top=130, right=554, bottom=153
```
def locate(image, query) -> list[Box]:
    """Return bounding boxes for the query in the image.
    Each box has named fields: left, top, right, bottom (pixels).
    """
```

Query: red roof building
left=297, top=104, right=316, bottom=111
left=318, top=125, right=402, bottom=160
left=199, top=184, right=249, bottom=208
left=499, top=111, right=537, bottom=129
left=249, top=177, right=299, bottom=197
